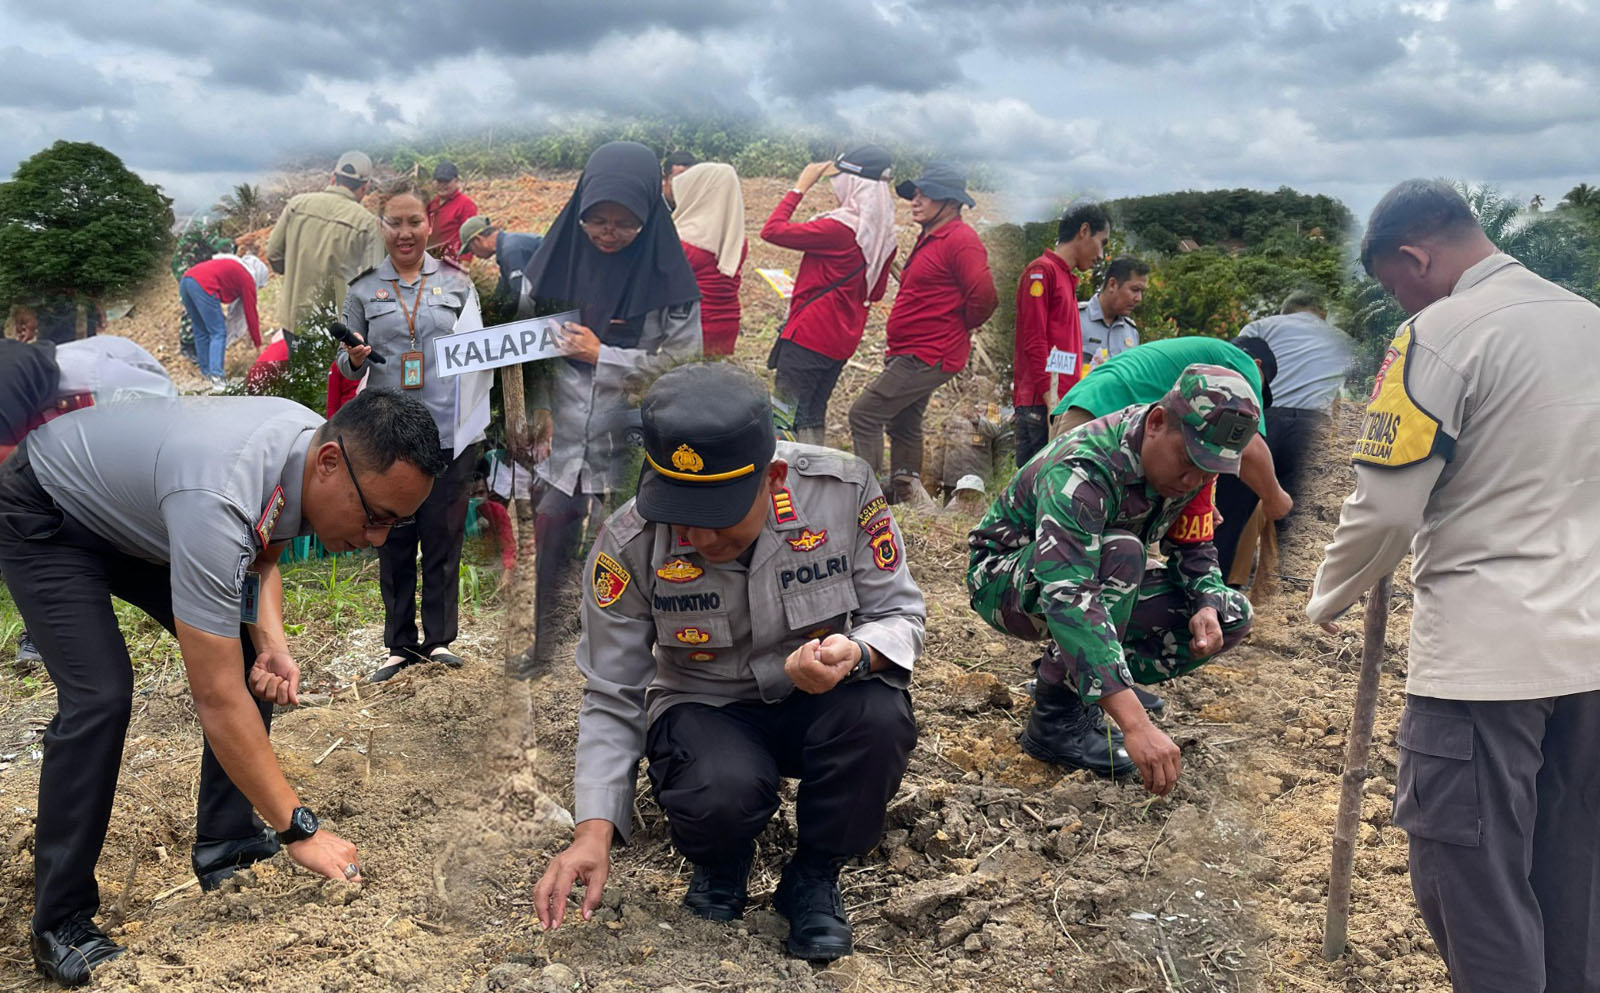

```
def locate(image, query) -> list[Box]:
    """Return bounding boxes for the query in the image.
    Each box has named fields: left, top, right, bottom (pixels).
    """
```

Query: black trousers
left=379, top=443, right=477, bottom=655
left=773, top=340, right=847, bottom=446
left=1014, top=405, right=1050, bottom=467
left=0, top=450, right=268, bottom=932
left=1213, top=406, right=1331, bottom=575
left=529, top=486, right=601, bottom=663
left=644, top=680, right=917, bottom=864
left=848, top=355, right=957, bottom=480
left=1396, top=691, right=1600, bottom=993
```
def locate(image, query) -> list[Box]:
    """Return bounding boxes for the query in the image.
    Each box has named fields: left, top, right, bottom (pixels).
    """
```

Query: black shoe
left=193, top=828, right=280, bottom=891
left=504, top=643, right=555, bottom=680
left=369, top=653, right=415, bottom=683
left=683, top=845, right=754, bottom=921
left=773, top=853, right=852, bottom=961
left=17, top=632, right=43, bottom=664
left=412, top=647, right=464, bottom=669
left=1133, top=684, right=1166, bottom=718
left=31, top=914, right=124, bottom=986
left=1020, top=679, right=1136, bottom=779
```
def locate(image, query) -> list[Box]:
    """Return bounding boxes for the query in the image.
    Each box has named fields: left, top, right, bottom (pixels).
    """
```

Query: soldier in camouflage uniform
left=967, top=364, right=1258, bottom=795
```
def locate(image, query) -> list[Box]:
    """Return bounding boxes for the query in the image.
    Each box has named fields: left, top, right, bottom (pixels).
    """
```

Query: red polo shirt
left=885, top=218, right=997, bottom=372
left=427, top=191, right=479, bottom=261
left=760, top=190, right=895, bottom=362
left=682, top=239, right=747, bottom=357
left=183, top=257, right=261, bottom=346
left=1012, top=250, right=1082, bottom=407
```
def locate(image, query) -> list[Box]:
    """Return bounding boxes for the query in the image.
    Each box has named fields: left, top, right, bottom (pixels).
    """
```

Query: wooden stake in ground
left=1323, top=574, right=1394, bottom=961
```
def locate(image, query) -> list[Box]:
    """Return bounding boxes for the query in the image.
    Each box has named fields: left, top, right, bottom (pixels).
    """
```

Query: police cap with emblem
left=1164, top=363, right=1261, bottom=474
left=637, top=363, right=777, bottom=529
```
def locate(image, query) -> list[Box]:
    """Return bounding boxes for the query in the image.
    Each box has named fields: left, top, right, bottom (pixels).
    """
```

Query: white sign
left=1044, top=348, right=1079, bottom=375
left=434, top=309, right=580, bottom=378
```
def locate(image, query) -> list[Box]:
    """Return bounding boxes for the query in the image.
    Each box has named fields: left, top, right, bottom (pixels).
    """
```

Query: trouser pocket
left=1393, top=700, right=1482, bottom=847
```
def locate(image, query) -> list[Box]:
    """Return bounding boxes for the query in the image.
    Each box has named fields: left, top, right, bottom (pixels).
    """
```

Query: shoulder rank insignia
left=675, top=627, right=711, bottom=645
left=869, top=528, right=900, bottom=572
left=254, top=485, right=285, bottom=548
left=656, top=558, right=703, bottom=583
left=786, top=528, right=827, bottom=552
left=671, top=444, right=704, bottom=473
left=592, top=552, right=631, bottom=608
left=771, top=487, right=797, bottom=525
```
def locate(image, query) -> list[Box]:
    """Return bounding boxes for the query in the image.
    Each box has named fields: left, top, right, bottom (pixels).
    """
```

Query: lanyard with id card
left=392, top=275, right=428, bottom=389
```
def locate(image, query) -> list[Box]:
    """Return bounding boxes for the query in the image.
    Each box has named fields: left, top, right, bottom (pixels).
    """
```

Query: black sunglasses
left=337, top=434, right=414, bottom=529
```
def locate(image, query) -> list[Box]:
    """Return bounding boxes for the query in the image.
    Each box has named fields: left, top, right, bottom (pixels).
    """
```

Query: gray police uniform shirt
left=1236, top=310, right=1354, bottom=411
left=26, top=396, right=320, bottom=638
left=528, top=299, right=703, bottom=497
left=1309, top=254, right=1600, bottom=701
left=1079, top=294, right=1139, bottom=372
left=337, top=253, right=491, bottom=457
left=572, top=442, right=926, bottom=837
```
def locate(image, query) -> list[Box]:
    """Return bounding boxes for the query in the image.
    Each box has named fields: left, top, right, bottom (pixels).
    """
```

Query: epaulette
left=787, top=445, right=871, bottom=485
left=347, top=265, right=377, bottom=286
left=438, top=255, right=468, bottom=274
left=600, top=498, right=647, bottom=546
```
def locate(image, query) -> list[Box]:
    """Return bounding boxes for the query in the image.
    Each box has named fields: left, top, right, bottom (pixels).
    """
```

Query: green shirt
left=1052, top=336, right=1266, bottom=437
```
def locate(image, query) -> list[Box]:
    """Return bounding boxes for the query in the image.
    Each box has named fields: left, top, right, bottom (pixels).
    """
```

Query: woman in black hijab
left=508, top=141, right=703, bottom=677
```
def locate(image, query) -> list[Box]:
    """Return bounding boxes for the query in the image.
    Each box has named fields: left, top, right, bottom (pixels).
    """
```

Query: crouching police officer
left=533, top=363, right=924, bottom=962
left=966, top=365, right=1258, bottom=796
left=0, top=389, right=445, bottom=986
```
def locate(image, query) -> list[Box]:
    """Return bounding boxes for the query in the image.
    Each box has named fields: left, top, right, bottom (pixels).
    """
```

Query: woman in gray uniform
left=504, top=141, right=703, bottom=678
left=339, top=183, right=493, bottom=681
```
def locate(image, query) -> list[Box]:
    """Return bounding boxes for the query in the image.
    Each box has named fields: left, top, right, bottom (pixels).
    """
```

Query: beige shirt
left=1307, top=253, right=1600, bottom=700
left=570, top=442, right=926, bottom=838
left=265, top=186, right=385, bottom=332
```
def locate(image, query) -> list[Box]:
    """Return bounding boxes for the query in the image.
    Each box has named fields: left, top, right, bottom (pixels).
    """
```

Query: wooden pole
left=1322, top=574, right=1393, bottom=961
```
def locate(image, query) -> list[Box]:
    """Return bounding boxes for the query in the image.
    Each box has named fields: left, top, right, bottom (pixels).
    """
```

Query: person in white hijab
left=672, top=163, right=748, bottom=357
left=759, top=144, right=897, bottom=444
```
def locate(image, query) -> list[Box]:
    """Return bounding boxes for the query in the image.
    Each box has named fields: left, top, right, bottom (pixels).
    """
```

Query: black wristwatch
left=843, top=638, right=873, bottom=682
left=277, top=806, right=319, bottom=845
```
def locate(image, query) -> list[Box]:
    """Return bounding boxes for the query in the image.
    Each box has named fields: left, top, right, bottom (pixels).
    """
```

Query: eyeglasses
left=338, top=434, right=414, bottom=529
left=579, top=215, right=644, bottom=237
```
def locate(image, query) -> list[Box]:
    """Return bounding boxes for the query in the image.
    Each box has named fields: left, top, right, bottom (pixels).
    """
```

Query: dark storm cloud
left=0, top=46, right=132, bottom=111
left=760, top=0, right=971, bottom=100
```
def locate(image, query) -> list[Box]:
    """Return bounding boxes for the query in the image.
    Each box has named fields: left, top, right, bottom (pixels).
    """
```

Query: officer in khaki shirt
left=265, top=150, right=386, bottom=333
left=0, top=390, right=444, bottom=986
left=534, top=364, right=923, bottom=963
left=1308, top=180, right=1600, bottom=993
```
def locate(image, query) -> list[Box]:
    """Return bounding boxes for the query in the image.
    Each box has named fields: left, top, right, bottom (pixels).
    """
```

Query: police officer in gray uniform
left=0, top=390, right=444, bottom=986
left=533, top=364, right=923, bottom=962
left=339, top=184, right=493, bottom=682
left=1078, top=255, right=1147, bottom=373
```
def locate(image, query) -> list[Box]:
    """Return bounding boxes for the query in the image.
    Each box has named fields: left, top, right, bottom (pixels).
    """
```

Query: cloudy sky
left=2, top=0, right=1596, bottom=222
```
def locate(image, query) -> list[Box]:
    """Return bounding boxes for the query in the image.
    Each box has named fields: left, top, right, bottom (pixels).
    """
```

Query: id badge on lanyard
left=392, top=275, right=428, bottom=389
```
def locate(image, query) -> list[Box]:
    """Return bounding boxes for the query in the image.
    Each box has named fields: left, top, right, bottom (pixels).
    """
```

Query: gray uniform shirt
left=529, top=300, right=703, bottom=497
left=1308, top=254, right=1600, bottom=700
left=1079, top=294, right=1140, bottom=372
left=1236, top=310, right=1354, bottom=411
left=27, top=396, right=320, bottom=638
left=337, top=254, right=486, bottom=456
left=572, top=443, right=926, bottom=837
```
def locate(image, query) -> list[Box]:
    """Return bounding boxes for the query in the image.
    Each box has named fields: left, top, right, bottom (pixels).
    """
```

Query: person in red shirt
left=671, top=162, right=748, bottom=357
left=761, top=144, right=897, bottom=444
left=178, top=254, right=267, bottom=387
left=1012, top=202, right=1109, bottom=465
left=426, top=160, right=478, bottom=261
left=848, top=162, right=997, bottom=493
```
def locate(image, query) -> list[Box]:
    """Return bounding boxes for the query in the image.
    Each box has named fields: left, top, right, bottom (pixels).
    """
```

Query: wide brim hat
left=895, top=160, right=975, bottom=207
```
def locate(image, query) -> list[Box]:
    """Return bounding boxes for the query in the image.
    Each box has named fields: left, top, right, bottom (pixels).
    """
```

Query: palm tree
left=1561, top=183, right=1598, bottom=211
left=214, top=183, right=266, bottom=235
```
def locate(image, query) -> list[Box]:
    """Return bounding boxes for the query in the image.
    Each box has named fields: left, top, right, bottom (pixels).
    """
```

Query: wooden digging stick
left=1323, top=574, right=1394, bottom=961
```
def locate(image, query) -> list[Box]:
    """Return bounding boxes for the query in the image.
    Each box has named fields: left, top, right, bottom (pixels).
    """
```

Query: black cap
left=834, top=144, right=892, bottom=182
left=433, top=160, right=459, bottom=182
left=636, top=364, right=777, bottom=528
left=1229, top=335, right=1277, bottom=409
left=895, top=160, right=975, bottom=207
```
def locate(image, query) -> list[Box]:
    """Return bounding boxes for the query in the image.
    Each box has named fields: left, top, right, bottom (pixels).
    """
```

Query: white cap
left=954, top=474, right=985, bottom=494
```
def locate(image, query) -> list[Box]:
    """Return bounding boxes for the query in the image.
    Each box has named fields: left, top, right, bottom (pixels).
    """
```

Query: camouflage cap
left=1163, top=363, right=1261, bottom=474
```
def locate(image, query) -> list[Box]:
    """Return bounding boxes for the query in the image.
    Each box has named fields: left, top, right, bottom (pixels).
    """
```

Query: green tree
left=0, top=141, right=173, bottom=313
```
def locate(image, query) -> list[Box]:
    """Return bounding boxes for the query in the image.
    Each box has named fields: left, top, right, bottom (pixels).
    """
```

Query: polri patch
left=592, top=552, right=631, bottom=608
left=771, top=487, right=797, bottom=525
left=656, top=558, right=703, bottom=583
left=255, top=485, right=285, bottom=548
left=675, top=627, right=711, bottom=645
left=870, top=529, right=900, bottom=572
left=857, top=496, right=887, bottom=531
left=786, top=528, right=828, bottom=552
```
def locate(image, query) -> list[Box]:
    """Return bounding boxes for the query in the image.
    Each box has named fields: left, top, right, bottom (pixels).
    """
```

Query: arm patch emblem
left=593, top=552, right=631, bottom=608
left=1352, top=323, right=1452, bottom=469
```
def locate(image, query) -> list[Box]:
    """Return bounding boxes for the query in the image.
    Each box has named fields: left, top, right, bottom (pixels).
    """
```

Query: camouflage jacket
left=968, top=403, right=1230, bottom=692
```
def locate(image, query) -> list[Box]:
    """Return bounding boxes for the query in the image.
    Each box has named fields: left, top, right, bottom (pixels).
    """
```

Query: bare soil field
left=0, top=169, right=1445, bottom=991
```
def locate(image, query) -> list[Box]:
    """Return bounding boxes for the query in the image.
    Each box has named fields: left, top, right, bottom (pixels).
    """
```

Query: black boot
left=31, top=913, right=124, bottom=986
left=1020, top=679, right=1136, bottom=778
left=773, top=850, right=852, bottom=961
left=1133, top=684, right=1166, bottom=717
left=683, top=844, right=754, bottom=921
left=193, top=828, right=280, bottom=891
